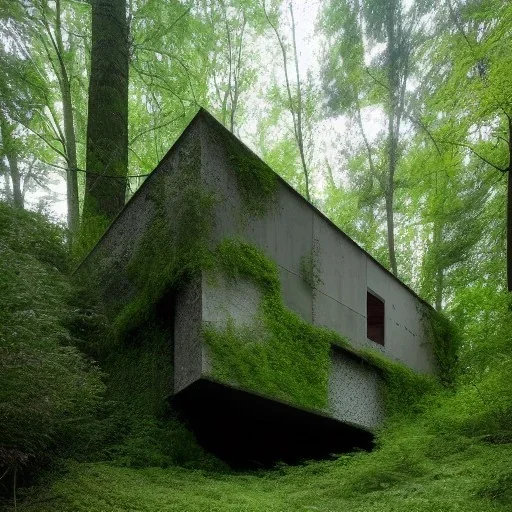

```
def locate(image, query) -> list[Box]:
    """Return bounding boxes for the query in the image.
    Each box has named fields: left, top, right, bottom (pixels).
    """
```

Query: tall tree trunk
left=0, top=159, right=12, bottom=200
left=82, top=0, right=129, bottom=236
left=507, top=166, right=511, bottom=293
left=0, top=117, right=23, bottom=208
left=385, top=189, right=396, bottom=274
left=55, top=0, right=80, bottom=241
left=264, top=1, right=311, bottom=202
left=6, top=152, right=22, bottom=208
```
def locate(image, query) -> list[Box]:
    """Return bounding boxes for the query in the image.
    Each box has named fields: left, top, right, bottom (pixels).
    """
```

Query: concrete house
left=78, top=109, right=440, bottom=465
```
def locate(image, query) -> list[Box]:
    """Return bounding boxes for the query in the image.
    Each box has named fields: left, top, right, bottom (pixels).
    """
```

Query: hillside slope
left=15, top=441, right=512, bottom=511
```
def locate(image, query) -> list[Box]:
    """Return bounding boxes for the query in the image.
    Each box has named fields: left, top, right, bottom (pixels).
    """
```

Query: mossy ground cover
left=13, top=440, right=512, bottom=511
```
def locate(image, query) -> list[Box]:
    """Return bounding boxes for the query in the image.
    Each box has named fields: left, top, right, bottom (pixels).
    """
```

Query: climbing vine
left=112, top=162, right=217, bottom=341
left=203, top=238, right=349, bottom=412
left=206, top=114, right=278, bottom=218
left=299, top=238, right=323, bottom=289
left=419, top=306, right=461, bottom=385
left=203, top=239, right=439, bottom=416
left=358, top=348, right=438, bottom=418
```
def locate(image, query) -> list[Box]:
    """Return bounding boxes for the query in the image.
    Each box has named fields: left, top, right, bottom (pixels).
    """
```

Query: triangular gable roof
left=79, top=107, right=433, bottom=311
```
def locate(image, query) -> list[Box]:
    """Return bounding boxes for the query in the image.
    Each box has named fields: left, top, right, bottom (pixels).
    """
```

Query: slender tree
left=264, top=0, right=312, bottom=202
left=320, top=0, right=418, bottom=276
left=0, top=116, right=23, bottom=207
left=424, top=0, right=512, bottom=292
left=36, top=0, right=81, bottom=239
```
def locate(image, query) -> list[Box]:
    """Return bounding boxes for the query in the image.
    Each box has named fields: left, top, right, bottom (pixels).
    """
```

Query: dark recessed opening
left=367, top=291, right=385, bottom=345
left=171, top=379, right=374, bottom=469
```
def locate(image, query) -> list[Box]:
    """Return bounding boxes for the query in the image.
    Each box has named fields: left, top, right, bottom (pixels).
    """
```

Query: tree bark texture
left=0, top=159, right=12, bottom=200
left=83, top=0, right=129, bottom=231
left=507, top=167, right=511, bottom=293
left=0, top=117, right=23, bottom=208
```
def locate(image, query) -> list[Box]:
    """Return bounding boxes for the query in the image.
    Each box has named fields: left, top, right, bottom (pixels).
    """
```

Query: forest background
left=2, top=0, right=510, bottom=303
left=1, top=0, right=512, bottom=511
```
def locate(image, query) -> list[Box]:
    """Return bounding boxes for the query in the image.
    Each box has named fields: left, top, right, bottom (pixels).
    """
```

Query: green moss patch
left=299, top=239, right=323, bottom=289
left=113, top=169, right=217, bottom=340
left=204, top=239, right=349, bottom=412
left=423, top=308, right=460, bottom=385
left=358, top=349, right=438, bottom=418
left=204, top=239, right=438, bottom=416
left=209, top=118, right=278, bottom=217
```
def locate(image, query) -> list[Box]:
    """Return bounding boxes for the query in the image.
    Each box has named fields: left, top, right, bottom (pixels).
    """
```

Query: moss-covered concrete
left=76, top=108, right=455, bottom=442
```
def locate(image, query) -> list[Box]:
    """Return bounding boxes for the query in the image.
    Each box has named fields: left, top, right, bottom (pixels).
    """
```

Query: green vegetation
left=70, top=166, right=222, bottom=471
left=299, top=240, right=323, bottom=289
left=95, top=318, right=221, bottom=471
left=2, top=0, right=512, bottom=509
left=358, top=349, right=437, bottom=418
left=73, top=212, right=111, bottom=262
left=0, top=202, right=105, bottom=482
left=10, top=294, right=512, bottom=512
left=421, top=308, right=461, bottom=385
left=205, top=239, right=437, bottom=415
left=204, top=238, right=342, bottom=411
left=2, top=198, right=511, bottom=511
left=11, top=417, right=512, bottom=512
left=110, top=130, right=276, bottom=342
left=112, top=165, right=217, bottom=340
left=212, top=118, right=278, bottom=217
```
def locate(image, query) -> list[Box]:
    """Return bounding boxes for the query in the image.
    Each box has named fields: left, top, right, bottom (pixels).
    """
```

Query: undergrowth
left=11, top=439, right=512, bottom=511
left=421, top=307, right=461, bottom=385
left=0, top=203, right=105, bottom=495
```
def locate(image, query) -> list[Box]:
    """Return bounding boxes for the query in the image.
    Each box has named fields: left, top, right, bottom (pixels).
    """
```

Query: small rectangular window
left=367, top=291, right=385, bottom=345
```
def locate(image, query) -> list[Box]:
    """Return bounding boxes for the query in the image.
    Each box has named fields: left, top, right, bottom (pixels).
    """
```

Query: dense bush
left=0, top=203, right=105, bottom=488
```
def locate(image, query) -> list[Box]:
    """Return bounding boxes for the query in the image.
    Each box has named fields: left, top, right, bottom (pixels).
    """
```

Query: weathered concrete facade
left=78, top=109, right=437, bottom=448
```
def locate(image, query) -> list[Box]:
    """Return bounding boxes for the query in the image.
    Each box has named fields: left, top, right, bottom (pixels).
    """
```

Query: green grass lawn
left=15, top=441, right=512, bottom=512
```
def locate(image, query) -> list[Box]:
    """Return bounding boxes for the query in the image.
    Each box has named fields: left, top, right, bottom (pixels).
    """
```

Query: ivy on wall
left=204, top=238, right=349, bottom=412
left=204, top=238, right=439, bottom=417
left=83, top=124, right=454, bottom=428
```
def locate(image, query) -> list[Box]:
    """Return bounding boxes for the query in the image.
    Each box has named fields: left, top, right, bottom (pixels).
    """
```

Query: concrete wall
left=198, top=114, right=436, bottom=375
left=329, top=349, right=385, bottom=430
left=76, top=121, right=206, bottom=397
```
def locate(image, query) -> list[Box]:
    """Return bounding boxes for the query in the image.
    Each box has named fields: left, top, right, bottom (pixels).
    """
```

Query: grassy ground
left=14, top=441, right=512, bottom=512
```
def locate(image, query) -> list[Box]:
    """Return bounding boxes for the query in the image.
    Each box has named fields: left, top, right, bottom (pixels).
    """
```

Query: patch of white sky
left=238, top=0, right=388, bottom=196
left=0, top=17, right=69, bottom=218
